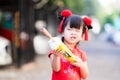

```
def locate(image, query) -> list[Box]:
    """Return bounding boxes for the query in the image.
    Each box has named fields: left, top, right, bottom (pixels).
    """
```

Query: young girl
left=48, top=9, right=92, bottom=80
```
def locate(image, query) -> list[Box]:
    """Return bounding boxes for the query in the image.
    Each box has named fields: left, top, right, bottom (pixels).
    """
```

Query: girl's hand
left=72, top=56, right=83, bottom=67
left=53, top=49, right=63, bottom=57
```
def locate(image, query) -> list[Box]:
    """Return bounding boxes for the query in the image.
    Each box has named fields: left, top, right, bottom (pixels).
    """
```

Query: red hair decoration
left=83, top=16, right=92, bottom=26
left=84, top=28, right=88, bottom=41
left=58, top=9, right=72, bottom=33
left=83, top=16, right=92, bottom=41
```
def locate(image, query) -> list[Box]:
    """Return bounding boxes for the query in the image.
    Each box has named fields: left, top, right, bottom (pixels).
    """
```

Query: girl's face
left=63, top=22, right=83, bottom=45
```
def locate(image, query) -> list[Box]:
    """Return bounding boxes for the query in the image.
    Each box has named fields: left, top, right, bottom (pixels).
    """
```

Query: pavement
left=81, top=38, right=120, bottom=80
left=0, top=34, right=120, bottom=80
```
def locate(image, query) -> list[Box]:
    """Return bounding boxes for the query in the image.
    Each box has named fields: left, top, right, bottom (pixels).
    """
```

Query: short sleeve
left=48, top=49, right=54, bottom=58
left=76, top=46, right=87, bottom=62
left=81, top=51, right=87, bottom=62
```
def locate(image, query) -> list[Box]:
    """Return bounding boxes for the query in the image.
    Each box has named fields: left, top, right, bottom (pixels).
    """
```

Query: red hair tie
left=84, top=28, right=88, bottom=41
left=58, top=9, right=72, bottom=33
left=83, top=16, right=92, bottom=41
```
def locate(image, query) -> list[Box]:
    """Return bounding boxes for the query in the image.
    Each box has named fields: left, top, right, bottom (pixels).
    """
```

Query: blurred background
left=0, top=0, right=120, bottom=80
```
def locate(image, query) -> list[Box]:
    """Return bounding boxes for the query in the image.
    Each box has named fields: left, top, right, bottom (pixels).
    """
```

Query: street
left=0, top=35, right=120, bottom=80
left=81, top=38, right=120, bottom=80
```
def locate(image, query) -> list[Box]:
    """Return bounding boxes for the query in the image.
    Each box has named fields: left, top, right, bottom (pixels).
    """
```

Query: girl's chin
left=68, top=41, right=78, bottom=44
left=65, top=39, right=79, bottom=44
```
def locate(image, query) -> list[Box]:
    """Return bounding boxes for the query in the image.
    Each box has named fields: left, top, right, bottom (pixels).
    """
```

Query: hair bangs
left=70, top=15, right=83, bottom=29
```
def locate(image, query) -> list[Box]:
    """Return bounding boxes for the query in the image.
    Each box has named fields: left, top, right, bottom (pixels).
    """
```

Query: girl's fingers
left=53, top=50, right=64, bottom=56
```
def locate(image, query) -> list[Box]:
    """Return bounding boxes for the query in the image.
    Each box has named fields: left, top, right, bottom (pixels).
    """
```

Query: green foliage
left=63, top=0, right=84, bottom=14
left=82, top=0, right=96, bottom=16
left=41, top=0, right=120, bottom=33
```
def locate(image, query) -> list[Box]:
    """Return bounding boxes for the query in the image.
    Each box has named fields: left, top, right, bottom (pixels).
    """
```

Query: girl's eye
left=76, top=30, right=81, bottom=32
left=67, top=28, right=71, bottom=30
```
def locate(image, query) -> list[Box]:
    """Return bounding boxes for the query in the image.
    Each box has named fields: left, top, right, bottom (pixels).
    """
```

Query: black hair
left=59, top=15, right=86, bottom=35
left=59, top=15, right=86, bottom=43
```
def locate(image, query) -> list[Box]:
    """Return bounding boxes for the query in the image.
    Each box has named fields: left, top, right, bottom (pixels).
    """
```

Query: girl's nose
left=71, top=29, right=76, bottom=34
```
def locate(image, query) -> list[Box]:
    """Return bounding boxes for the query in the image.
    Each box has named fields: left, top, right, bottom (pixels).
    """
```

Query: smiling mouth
left=70, top=37, right=76, bottom=40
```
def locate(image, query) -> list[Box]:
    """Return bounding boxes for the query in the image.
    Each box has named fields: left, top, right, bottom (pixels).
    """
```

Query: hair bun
left=61, top=9, right=72, bottom=17
left=83, top=16, right=92, bottom=26
left=83, top=16, right=93, bottom=29
left=58, top=9, right=72, bottom=33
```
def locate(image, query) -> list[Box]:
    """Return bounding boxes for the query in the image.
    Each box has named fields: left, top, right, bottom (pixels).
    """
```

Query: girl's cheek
left=79, top=36, right=82, bottom=41
left=64, top=31, right=70, bottom=37
left=77, top=34, right=82, bottom=41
